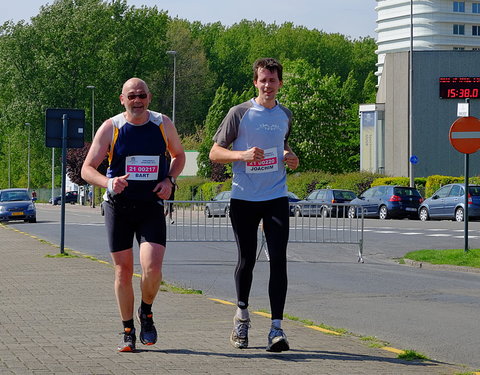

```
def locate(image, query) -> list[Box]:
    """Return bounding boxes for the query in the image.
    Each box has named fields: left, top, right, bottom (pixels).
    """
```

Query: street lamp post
left=87, top=85, right=96, bottom=208
left=25, top=122, right=31, bottom=191
left=166, top=50, right=177, bottom=123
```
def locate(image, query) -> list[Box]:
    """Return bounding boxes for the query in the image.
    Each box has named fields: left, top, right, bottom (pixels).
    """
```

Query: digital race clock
left=439, top=77, right=480, bottom=99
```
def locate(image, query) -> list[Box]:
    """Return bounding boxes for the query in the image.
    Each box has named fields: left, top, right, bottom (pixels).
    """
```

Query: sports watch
left=167, top=175, right=176, bottom=186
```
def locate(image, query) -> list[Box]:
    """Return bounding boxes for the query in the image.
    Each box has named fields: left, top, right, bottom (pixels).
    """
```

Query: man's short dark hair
left=253, top=58, right=283, bottom=81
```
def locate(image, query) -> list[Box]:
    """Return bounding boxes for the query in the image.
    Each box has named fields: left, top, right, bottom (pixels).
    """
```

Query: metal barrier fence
left=165, top=201, right=365, bottom=262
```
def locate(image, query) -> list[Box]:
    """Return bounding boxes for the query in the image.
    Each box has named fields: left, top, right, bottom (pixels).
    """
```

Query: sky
left=0, top=0, right=377, bottom=39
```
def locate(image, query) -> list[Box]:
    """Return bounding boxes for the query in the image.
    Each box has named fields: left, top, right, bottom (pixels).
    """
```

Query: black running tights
left=229, top=197, right=289, bottom=320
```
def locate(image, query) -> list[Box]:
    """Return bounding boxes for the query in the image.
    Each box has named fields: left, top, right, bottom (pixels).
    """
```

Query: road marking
left=305, top=325, right=342, bottom=335
left=426, top=234, right=451, bottom=237
left=208, top=298, right=235, bottom=306
left=403, top=232, right=422, bottom=235
left=381, top=346, right=405, bottom=355
left=254, top=311, right=271, bottom=318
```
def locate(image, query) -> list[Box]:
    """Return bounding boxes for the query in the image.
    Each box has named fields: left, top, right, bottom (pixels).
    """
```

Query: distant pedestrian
left=88, top=190, right=93, bottom=207
left=31, top=190, right=37, bottom=201
left=209, top=58, right=299, bottom=352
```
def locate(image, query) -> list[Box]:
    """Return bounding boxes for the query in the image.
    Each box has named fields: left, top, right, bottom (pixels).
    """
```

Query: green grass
left=397, top=349, right=429, bottom=361
left=44, top=252, right=80, bottom=258
left=360, top=336, right=388, bottom=348
left=282, top=313, right=347, bottom=334
left=404, top=248, right=480, bottom=268
left=160, top=282, right=202, bottom=295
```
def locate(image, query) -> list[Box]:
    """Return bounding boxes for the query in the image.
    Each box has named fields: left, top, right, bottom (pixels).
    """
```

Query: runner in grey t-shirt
left=210, top=58, right=299, bottom=352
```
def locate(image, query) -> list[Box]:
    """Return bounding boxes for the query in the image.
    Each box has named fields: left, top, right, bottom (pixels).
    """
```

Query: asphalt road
left=8, top=203, right=480, bottom=369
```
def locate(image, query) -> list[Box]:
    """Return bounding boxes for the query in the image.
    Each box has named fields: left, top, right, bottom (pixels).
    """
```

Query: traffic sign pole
left=464, top=99, right=470, bottom=253
left=464, top=152, right=469, bottom=253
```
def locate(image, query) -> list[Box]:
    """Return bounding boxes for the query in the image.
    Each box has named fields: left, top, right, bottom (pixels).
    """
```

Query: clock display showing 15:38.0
left=439, top=77, right=480, bottom=99
left=446, top=88, right=479, bottom=98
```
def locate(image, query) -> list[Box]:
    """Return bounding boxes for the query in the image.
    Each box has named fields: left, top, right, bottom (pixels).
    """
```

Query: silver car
left=205, top=191, right=231, bottom=217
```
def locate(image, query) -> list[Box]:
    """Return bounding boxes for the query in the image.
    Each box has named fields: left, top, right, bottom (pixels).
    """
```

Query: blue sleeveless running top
left=107, top=110, right=169, bottom=202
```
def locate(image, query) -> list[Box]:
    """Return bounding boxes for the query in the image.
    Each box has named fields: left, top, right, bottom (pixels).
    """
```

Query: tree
left=279, top=60, right=360, bottom=173
left=66, top=143, right=108, bottom=186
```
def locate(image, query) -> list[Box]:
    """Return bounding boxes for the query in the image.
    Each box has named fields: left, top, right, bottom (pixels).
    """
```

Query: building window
left=454, top=1, right=465, bottom=12
left=473, top=47, right=480, bottom=50
left=473, top=25, right=480, bottom=35
left=454, top=24, right=465, bottom=35
left=473, top=3, right=480, bottom=13
left=453, top=47, right=466, bottom=50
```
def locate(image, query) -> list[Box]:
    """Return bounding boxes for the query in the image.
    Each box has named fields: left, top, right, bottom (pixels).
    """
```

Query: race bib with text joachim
left=125, top=155, right=160, bottom=180
left=246, top=147, right=279, bottom=174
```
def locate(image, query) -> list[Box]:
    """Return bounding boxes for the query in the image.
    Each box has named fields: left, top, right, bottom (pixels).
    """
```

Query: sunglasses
left=125, top=93, right=148, bottom=100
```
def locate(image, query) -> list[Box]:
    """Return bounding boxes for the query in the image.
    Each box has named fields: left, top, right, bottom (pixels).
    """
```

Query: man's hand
left=153, top=178, right=174, bottom=200
left=110, top=174, right=129, bottom=194
left=242, top=147, right=264, bottom=162
left=284, top=152, right=299, bottom=170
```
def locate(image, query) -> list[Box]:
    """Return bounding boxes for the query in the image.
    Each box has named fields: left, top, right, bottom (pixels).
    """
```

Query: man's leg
left=262, top=197, right=290, bottom=352
left=136, top=242, right=165, bottom=345
left=111, top=248, right=135, bottom=321
left=229, top=199, right=262, bottom=349
left=111, top=248, right=136, bottom=352
left=139, top=242, right=165, bottom=304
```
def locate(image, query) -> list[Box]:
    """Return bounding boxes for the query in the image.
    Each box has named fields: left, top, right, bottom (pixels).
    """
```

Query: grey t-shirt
left=213, top=99, right=292, bottom=201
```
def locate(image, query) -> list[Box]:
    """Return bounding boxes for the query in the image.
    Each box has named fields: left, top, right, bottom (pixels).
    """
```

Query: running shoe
left=118, top=327, right=136, bottom=352
left=266, top=326, right=290, bottom=352
left=136, top=307, right=158, bottom=345
left=230, top=317, right=251, bottom=349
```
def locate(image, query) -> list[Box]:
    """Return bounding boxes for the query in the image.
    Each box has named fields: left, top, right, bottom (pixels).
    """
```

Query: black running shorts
left=103, top=198, right=166, bottom=252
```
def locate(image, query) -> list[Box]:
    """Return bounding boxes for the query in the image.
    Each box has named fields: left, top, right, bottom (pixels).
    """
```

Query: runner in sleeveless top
left=209, top=58, right=299, bottom=352
left=81, top=78, right=185, bottom=352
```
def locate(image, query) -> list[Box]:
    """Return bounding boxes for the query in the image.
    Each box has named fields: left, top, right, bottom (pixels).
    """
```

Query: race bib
left=246, top=147, right=279, bottom=174
left=125, top=155, right=160, bottom=181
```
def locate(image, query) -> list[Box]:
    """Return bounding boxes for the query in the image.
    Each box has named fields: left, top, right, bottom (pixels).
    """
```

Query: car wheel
left=379, top=205, right=389, bottom=220
left=204, top=207, right=212, bottom=218
left=294, top=207, right=302, bottom=218
left=455, top=207, right=464, bottom=222
left=29, top=218, right=36, bottom=223
left=419, top=207, right=429, bottom=221
left=320, top=206, right=329, bottom=218
left=347, top=206, right=356, bottom=219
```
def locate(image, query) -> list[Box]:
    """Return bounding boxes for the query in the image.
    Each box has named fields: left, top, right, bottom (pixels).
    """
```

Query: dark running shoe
left=230, top=317, right=251, bottom=349
left=118, top=327, right=136, bottom=352
left=136, top=307, right=158, bottom=345
left=266, top=326, right=290, bottom=352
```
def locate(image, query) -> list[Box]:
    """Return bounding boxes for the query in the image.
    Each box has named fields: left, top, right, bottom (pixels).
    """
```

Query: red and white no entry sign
left=449, top=116, right=480, bottom=154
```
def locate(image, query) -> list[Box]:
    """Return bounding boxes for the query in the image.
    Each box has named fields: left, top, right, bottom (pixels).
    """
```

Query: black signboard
left=45, top=108, right=85, bottom=148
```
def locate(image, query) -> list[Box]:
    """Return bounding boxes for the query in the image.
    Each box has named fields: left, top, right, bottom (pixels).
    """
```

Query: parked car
left=287, top=191, right=301, bottom=216
left=205, top=191, right=231, bottom=217
left=294, top=189, right=357, bottom=217
left=418, top=183, right=480, bottom=222
left=49, top=191, right=78, bottom=205
left=0, top=188, right=37, bottom=223
left=348, top=185, right=423, bottom=220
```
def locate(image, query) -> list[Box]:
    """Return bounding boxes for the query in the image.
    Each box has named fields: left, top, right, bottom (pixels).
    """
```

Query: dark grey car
left=294, top=189, right=357, bottom=217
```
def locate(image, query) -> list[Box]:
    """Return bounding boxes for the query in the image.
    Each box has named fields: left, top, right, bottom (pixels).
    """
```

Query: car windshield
left=0, top=191, right=30, bottom=202
left=333, top=190, right=356, bottom=200
left=393, top=187, right=421, bottom=197
left=287, top=192, right=299, bottom=199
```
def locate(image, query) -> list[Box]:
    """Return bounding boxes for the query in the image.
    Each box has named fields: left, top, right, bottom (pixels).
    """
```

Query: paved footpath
left=0, top=224, right=474, bottom=375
